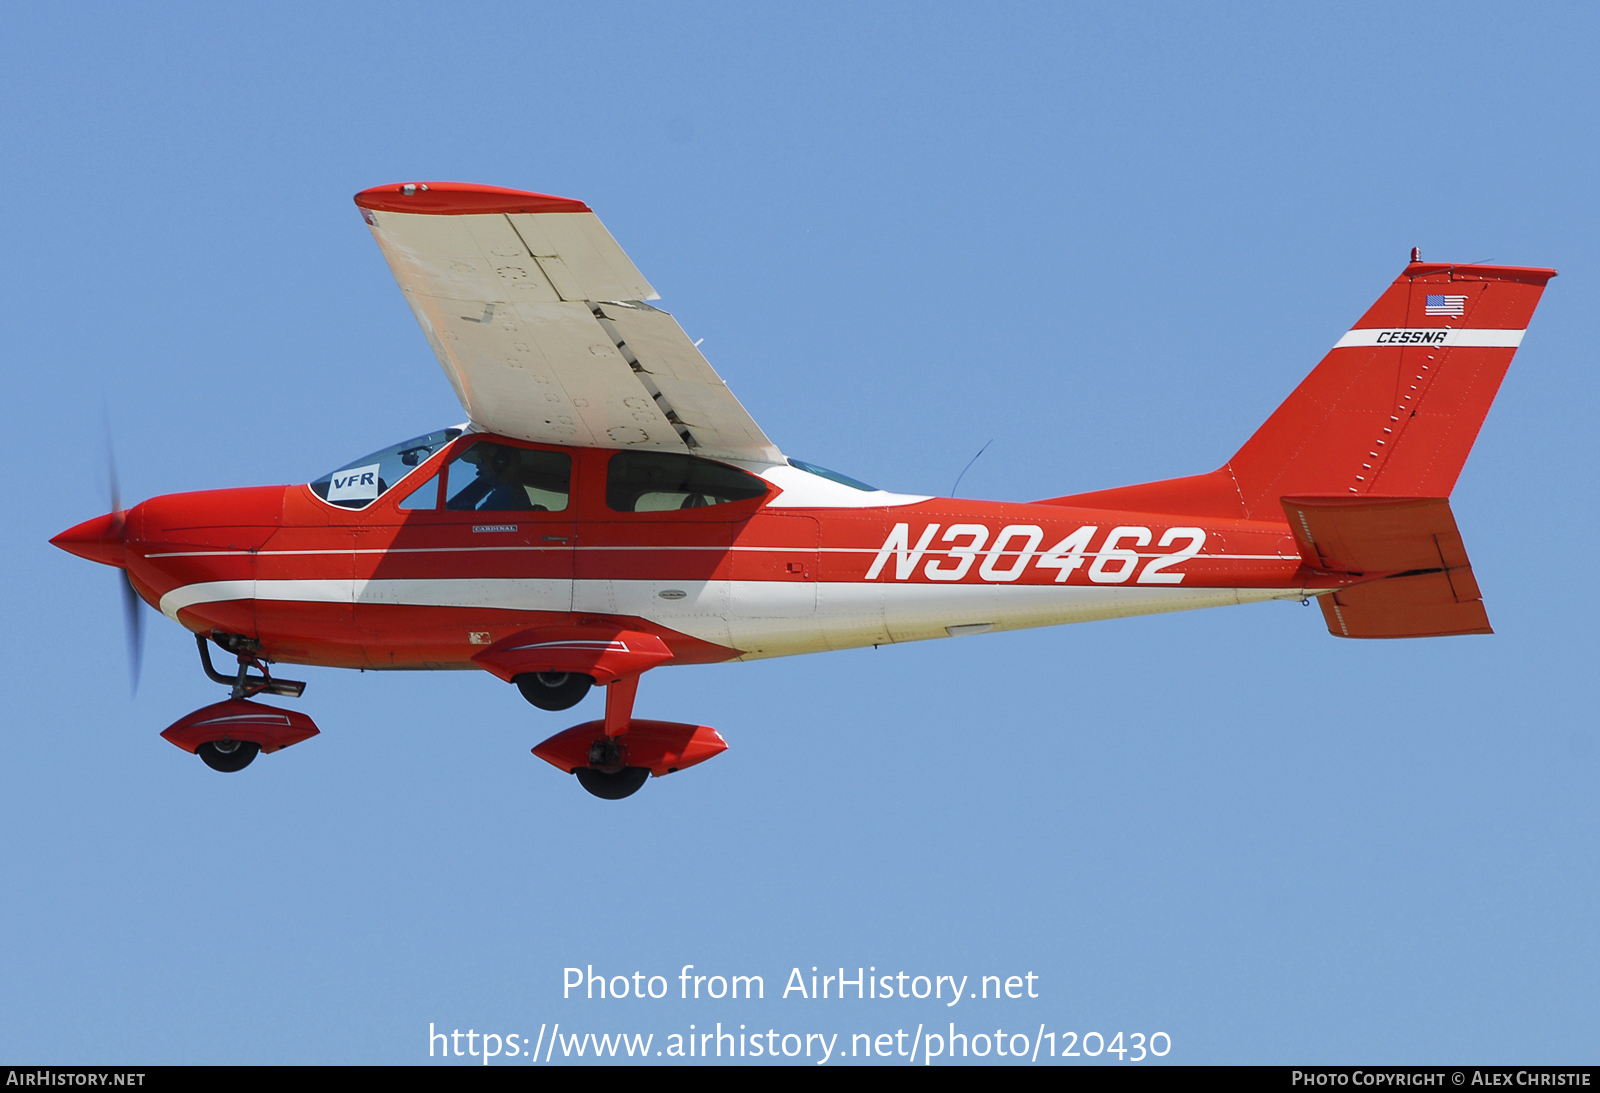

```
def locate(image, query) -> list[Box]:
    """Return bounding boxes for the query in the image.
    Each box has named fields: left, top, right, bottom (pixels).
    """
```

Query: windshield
left=310, top=428, right=463, bottom=509
left=788, top=458, right=877, bottom=491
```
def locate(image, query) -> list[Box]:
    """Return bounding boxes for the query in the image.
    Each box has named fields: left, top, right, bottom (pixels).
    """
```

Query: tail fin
left=1045, top=258, right=1556, bottom=520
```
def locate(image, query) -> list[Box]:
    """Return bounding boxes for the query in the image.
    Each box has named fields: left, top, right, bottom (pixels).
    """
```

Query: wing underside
left=357, top=184, right=780, bottom=465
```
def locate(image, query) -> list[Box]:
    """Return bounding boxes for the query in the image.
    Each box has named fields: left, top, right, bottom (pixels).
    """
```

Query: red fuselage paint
left=53, top=432, right=1346, bottom=673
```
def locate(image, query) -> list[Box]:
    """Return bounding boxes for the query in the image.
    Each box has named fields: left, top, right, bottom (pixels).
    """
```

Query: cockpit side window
left=605, top=452, right=769, bottom=513
left=309, top=428, right=462, bottom=510
left=444, top=442, right=571, bottom=513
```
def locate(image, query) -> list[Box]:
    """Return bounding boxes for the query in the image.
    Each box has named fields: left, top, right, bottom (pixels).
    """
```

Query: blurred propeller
left=107, top=437, right=143, bottom=695
left=120, top=567, right=144, bottom=695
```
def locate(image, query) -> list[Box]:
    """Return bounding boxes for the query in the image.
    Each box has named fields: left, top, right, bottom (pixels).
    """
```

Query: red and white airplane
left=52, top=182, right=1555, bottom=798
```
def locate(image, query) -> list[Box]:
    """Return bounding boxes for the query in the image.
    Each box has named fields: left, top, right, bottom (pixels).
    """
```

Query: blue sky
left=2, top=2, right=1596, bottom=1064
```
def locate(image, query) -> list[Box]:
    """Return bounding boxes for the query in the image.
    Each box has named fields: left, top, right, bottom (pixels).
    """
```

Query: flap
left=592, top=302, right=779, bottom=462
left=355, top=182, right=780, bottom=464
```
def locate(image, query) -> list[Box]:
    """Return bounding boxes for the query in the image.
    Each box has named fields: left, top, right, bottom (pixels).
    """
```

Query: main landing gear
left=519, top=674, right=654, bottom=798
left=514, top=671, right=592, bottom=711
left=158, top=635, right=318, bottom=773
left=478, top=626, right=730, bottom=800
left=526, top=673, right=729, bottom=801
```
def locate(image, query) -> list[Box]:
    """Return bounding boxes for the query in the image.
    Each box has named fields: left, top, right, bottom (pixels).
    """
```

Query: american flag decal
left=1425, top=294, right=1467, bottom=317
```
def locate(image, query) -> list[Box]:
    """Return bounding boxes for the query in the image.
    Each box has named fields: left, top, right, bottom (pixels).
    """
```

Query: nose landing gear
left=196, top=634, right=306, bottom=699
left=159, top=635, right=318, bottom=773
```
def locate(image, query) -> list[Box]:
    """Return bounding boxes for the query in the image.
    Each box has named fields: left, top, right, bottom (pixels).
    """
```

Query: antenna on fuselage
left=949, top=439, right=994, bottom=498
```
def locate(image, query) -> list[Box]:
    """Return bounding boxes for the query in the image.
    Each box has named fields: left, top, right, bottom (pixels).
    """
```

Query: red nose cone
left=50, top=512, right=127, bottom=568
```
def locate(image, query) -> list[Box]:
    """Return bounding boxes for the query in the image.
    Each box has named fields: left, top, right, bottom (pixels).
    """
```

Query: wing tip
left=354, top=182, right=591, bottom=216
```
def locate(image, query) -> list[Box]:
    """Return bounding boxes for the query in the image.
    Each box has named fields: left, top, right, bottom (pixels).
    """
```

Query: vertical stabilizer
left=1044, top=259, right=1555, bottom=520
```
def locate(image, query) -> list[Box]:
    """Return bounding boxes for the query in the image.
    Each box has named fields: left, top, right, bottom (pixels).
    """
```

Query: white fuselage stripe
left=144, top=546, right=1295, bottom=561
left=1332, top=327, right=1525, bottom=349
left=158, top=577, right=1325, bottom=661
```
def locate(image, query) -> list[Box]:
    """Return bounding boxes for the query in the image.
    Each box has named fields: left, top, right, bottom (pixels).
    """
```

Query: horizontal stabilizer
left=1280, top=496, right=1490, bottom=638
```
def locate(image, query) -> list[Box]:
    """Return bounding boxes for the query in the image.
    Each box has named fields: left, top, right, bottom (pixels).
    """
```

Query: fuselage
left=58, top=430, right=1337, bottom=672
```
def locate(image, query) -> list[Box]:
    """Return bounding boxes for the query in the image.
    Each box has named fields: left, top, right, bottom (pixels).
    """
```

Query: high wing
left=355, top=182, right=781, bottom=464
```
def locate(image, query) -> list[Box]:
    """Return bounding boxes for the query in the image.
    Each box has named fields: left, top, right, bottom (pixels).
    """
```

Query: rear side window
left=606, top=452, right=769, bottom=513
left=445, top=441, right=571, bottom=512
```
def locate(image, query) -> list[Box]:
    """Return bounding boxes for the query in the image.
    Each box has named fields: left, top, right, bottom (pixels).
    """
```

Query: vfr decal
left=866, top=523, right=1207, bottom=585
left=326, top=463, right=382, bottom=502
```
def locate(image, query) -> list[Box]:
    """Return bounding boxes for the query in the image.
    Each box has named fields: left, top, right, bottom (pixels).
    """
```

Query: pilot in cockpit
left=446, top=444, right=540, bottom=511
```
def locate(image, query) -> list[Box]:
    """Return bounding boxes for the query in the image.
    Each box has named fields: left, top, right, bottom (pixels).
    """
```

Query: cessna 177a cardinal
left=51, top=182, right=1555, bottom=798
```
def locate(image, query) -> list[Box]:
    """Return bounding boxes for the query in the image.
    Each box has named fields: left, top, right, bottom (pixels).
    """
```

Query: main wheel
left=574, top=766, right=650, bottom=800
left=515, top=672, right=593, bottom=711
left=197, top=739, right=260, bottom=773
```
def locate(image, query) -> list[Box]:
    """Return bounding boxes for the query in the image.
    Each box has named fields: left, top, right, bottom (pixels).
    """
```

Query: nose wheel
left=196, top=739, right=261, bottom=772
